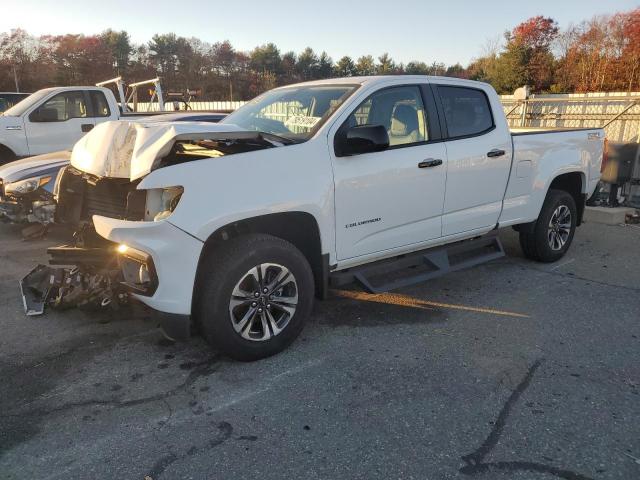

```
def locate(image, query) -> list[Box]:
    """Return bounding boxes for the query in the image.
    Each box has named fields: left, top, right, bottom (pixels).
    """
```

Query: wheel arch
left=513, top=170, right=586, bottom=233
left=547, top=171, right=586, bottom=226
left=193, top=211, right=329, bottom=314
left=0, top=143, right=17, bottom=163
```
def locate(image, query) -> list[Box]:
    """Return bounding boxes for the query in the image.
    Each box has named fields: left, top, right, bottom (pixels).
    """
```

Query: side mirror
left=337, top=124, right=389, bottom=156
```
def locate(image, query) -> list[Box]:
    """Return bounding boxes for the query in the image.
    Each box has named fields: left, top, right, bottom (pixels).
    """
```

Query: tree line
left=0, top=7, right=637, bottom=101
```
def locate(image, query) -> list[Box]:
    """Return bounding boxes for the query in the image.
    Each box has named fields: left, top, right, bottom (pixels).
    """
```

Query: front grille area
left=57, top=167, right=140, bottom=224
left=83, top=182, right=130, bottom=219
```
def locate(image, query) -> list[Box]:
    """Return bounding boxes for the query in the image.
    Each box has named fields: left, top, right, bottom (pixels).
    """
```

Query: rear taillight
left=601, top=137, right=609, bottom=173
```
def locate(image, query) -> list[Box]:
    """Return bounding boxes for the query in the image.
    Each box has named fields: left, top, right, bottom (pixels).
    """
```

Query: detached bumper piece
left=20, top=241, right=160, bottom=316
left=20, top=265, right=54, bottom=316
left=20, top=244, right=129, bottom=316
left=20, top=264, right=129, bottom=316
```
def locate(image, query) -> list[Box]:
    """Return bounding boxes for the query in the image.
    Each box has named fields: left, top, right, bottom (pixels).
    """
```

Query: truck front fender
left=0, top=121, right=29, bottom=159
left=136, top=141, right=337, bottom=265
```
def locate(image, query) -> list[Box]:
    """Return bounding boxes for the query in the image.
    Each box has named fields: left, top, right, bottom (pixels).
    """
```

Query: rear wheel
left=194, top=234, right=314, bottom=361
left=519, top=189, right=577, bottom=263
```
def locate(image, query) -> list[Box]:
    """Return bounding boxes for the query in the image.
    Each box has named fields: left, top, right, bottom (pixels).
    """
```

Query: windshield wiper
left=258, top=132, right=299, bottom=145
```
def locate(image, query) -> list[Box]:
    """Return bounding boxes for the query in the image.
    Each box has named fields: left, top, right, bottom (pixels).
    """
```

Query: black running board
left=329, top=233, right=505, bottom=294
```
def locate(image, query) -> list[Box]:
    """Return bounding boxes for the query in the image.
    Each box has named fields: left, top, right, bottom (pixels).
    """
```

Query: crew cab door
left=24, top=90, right=96, bottom=155
left=433, top=83, right=513, bottom=236
left=88, top=90, right=117, bottom=125
left=330, top=84, right=447, bottom=260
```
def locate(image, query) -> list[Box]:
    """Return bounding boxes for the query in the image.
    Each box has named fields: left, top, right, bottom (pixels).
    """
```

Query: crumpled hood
left=70, top=120, right=250, bottom=180
left=0, top=150, right=70, bottom=183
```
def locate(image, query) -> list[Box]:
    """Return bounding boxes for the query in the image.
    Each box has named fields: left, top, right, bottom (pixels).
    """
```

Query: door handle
left=487, top=149, right=506, bottom=158
left=418, top=159, right=443, bottom=168
left=81, top=124, right=94, bottom=133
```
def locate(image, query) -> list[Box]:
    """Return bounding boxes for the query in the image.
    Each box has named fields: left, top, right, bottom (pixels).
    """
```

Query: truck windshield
left=222, top=84, right=358, bottom=143
left=0, top=93, right=29, bottom=113
left=3, top=90, right=50, bottom=116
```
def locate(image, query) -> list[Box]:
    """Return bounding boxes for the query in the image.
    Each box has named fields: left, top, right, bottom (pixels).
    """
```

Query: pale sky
left=1, top=0, right=637, bottom=65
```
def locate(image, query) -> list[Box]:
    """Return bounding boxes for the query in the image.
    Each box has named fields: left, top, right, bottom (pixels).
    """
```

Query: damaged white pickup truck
left=23, top=76, right=605, bottom=360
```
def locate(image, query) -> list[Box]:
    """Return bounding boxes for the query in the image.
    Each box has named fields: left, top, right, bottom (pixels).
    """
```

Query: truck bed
left=498, top=126, right=605, bottom=229
left=510, top=126, right=602, bottom=136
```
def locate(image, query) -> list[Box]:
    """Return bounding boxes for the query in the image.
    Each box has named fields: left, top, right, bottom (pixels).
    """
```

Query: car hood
left=0, top=150, right=71, bottom=183
left=70, top=120, right=270, bottom=181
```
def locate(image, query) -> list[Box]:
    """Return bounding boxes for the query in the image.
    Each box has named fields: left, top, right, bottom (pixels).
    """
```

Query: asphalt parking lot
left=0, top=220, right=638, bottom=480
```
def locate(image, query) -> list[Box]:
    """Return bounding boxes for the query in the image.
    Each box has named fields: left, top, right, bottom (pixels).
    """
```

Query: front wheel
left=519, top=189, right=577, bottom=263
left=194, top=234, right=314, bottom=361
left=0, top=146, right=16, bottom=166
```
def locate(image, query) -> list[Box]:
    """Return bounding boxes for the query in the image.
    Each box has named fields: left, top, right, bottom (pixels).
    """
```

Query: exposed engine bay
left=56, top=133, right=278, bottom=225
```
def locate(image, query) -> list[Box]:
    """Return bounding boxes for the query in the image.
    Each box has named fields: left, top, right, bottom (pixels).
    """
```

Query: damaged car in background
left=22, top=76, right=605, bottom=361
left=0, top=150, right=70, bottom=237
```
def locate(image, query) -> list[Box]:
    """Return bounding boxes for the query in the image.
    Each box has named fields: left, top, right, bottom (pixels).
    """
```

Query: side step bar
left=329, top=233, right=505, bottom=294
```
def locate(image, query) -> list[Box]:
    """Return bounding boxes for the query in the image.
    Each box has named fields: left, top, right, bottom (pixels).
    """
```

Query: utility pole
left=12, top=65, right=19, bottom=92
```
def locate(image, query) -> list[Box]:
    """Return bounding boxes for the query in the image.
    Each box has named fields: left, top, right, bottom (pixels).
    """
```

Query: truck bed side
left=499, top=128, right=604, bottom=227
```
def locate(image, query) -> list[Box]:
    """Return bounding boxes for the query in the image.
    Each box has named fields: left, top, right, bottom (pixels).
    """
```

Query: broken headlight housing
left=144, top=186, right=183, bottom=222
left=4, top=175, right=51, bottom=195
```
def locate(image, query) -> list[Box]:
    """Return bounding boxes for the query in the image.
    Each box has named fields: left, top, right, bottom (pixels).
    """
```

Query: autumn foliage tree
left=556, top=8, right=640, bottom=92
left=468, top=9, right=639, bottom=93
left=0, top=8, right=638, bottom=99
left=471, top=16, right=559, bottom=93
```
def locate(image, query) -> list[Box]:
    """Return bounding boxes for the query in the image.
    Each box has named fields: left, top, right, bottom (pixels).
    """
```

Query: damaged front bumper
left=20, top=263, right=128, bottom=316
left=92, top=215, right=203, bottom=315
left=21, top=216, right=203, bottom=321
left=20, top=240, right=126, bottom=315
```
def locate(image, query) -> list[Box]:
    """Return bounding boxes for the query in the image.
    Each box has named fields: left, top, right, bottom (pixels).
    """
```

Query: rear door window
left=89, top=91, right=111, bottom=117
left=438, top=86, right=494, bottom=138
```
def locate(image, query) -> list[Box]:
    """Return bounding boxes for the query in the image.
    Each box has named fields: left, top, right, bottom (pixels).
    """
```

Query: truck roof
left=279, top=75, right=491, bottom=90
left=33, top=86, right=111, bottom=94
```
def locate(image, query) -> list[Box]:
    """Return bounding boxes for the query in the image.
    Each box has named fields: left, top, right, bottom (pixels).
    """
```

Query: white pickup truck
left=45, top=76, right=604, bottom=360
left=0, top=86, right=121, bottom=164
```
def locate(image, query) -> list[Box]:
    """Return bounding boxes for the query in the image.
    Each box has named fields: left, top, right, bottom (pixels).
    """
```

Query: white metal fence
left=136, top=101, right=246, bottom=112
left=139, top=91, right=640, bottom=143
left=500, top=92, right=640, bottom=144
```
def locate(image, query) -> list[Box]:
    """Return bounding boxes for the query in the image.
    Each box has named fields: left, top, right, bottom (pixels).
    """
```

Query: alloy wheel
left=547, top=204, right=572, bottom=251
left=228, top=263, right=298, bottom=341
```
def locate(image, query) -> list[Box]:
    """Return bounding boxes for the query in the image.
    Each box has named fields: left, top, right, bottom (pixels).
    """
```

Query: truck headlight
left=4, top=176, right=51, bottom=195
left=144, top=186, right=183, bottom=221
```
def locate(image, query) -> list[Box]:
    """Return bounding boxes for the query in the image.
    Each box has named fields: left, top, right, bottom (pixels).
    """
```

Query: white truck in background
left=0, top=86, right=120, bottom=164
left=0, top=78, right=166, bottom=165
left=29, top=75, right=605, bottom=361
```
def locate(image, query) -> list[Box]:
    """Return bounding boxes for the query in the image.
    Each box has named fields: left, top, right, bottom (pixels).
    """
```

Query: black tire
left=0, top=145, right=16, bottom=166
left=194, top=234, right=314, bottom=361
left=519, top=189, right=577, bottom=263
